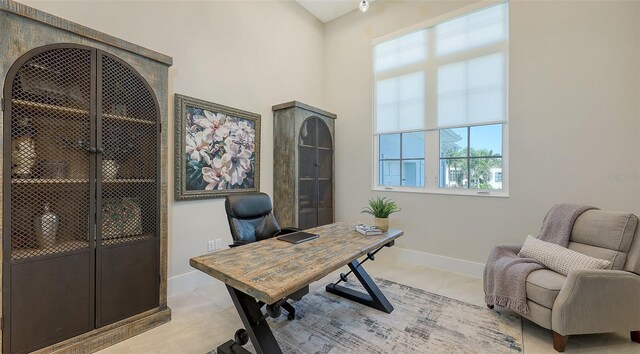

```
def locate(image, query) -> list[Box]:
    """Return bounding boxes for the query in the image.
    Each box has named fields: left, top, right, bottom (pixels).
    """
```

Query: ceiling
left=296, top=0, right=373, bottom=23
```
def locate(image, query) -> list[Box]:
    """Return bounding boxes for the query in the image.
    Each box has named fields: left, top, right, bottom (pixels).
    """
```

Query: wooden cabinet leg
left=631, top=330, right=640, bottom=343
left=552, top=332, right=569, bottom=352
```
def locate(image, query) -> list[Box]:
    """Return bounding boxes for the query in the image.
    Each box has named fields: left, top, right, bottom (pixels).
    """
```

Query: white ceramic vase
left=35, top=203, right=59, bottom=248
left=102, top=159, right=120, bottom=180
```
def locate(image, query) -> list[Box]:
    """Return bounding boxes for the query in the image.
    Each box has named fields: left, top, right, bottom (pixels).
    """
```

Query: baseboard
left=381, top=247, right=485, bottom=279
left=168, top=270, right=216, bottom=297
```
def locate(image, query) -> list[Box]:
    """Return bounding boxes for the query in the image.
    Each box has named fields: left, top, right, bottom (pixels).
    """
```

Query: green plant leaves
left=361, top=196, right=401, bottom=218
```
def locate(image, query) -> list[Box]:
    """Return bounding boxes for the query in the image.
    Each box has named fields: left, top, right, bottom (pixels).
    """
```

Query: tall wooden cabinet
left=0, top=2, right=171, bottom=353
left=272, top=101, right=336, bottom=229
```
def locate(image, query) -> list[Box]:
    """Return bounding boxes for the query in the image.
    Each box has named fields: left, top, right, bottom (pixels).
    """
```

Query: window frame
left=378, top=132, right=426, bottom=188
left=371, top=1, right=509, bottom=197
left=439, top=124, right=504, bottom=190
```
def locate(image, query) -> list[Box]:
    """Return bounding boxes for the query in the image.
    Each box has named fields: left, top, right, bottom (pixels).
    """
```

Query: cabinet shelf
left=12, top=178, right=89, bottom=184
left=299, top=144, right=332, bottom=151
left=12, top=99, right=156, bottom=125
left=102, top=113, right=156, bottom=125
left=11, top=178, right=155, bottom=184
left=12, top=99, right=88, bottom=115
left=11, top=233, right=155, bottom=260
left=299, top=207, right=332, bottom=215
left=12, top=240, right=89, bottom=260
left=103, top=179, right=156, bottom=183
left=102, top=233, right=154, bottom=246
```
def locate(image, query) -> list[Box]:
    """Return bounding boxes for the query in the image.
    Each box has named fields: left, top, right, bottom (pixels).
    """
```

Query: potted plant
left=361, top=196, right=401, bottom=232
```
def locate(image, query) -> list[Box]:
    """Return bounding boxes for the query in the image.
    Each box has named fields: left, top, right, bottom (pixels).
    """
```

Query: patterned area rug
left=213, top=278, right=523, bottom=353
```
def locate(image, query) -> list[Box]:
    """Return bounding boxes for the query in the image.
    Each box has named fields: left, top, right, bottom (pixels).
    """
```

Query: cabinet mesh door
left=298, top=117, right=318, bottom=229
left=97, top=52, right=159, bottom=326
left=297, top=117, right=334, bottom=229
left=8, top=47, right=93, bottom=260
left=99, top=54, right=158, bottom=245
left=5, top=46, right=94, bottom=354
left=316, top=119, right=333, bottom=226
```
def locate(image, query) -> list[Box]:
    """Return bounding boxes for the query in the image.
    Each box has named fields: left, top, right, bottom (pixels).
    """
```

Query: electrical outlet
left=207, top=240, right=215, bottom=252
left=215, top=239, right=222, bottom=250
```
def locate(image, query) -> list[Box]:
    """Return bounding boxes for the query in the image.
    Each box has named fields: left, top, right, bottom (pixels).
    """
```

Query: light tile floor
left=99, top=254, right=639, bottom=354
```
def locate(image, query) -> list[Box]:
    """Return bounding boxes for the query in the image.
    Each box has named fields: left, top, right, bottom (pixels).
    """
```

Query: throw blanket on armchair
left=483, top=203, right=597, bottom=314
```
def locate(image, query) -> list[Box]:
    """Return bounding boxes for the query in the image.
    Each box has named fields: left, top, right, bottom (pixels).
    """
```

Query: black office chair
left=225, top=192, right=299, bottom=247
left=224, top=192, right=308, bottom=325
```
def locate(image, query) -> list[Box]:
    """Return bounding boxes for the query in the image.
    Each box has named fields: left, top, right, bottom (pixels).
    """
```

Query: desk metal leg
left=217, top=285, right=282, bottom=354
left=326, top=259, right=394, bottom=314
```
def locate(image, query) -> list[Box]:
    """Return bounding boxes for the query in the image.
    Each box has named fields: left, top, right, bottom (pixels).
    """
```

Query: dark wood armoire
left=272, top=101, right=336, bottom=229
left=0, top=1, right=172, bottom=353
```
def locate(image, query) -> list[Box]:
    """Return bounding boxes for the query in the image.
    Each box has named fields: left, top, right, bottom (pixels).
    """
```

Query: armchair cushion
left=568, top=241, right=626, bottom=270
left=571, top=210, right=638, bottom=271
left=525, top=269, right=566, bottom=308
left=571, top=210, right=637, bottom=251
left=519, top=236, right=611, bottom=276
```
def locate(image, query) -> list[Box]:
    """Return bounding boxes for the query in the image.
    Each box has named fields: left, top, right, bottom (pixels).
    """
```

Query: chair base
left=632, top=330, right=640, bottom=344
left=552, top=332, right=569, bottom=352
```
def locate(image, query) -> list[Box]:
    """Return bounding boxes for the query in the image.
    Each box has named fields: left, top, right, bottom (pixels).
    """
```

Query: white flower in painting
left=186, top=131, right=213, bottom=165
left=212, top=121, right=231, bottom=142
left=202, top=158, right=225, bottom=190
left=238, top=119, right=253, bottom=132
left=194, top=111, right=223, bottom=130
left=233, top=125, right=255, bottom=152
left=195, top=111, right=230, bottom=142
left=221, top=137, right=251, bottom=186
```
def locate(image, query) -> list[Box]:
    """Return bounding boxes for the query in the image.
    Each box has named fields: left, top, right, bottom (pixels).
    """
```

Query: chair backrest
left=225, top=192, right=282, bottom=244
left=569, top=210, right=640, bottom=274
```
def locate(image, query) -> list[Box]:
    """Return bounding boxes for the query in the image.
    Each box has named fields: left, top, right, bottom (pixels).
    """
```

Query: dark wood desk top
left=190, top=222, right=403, bottom=304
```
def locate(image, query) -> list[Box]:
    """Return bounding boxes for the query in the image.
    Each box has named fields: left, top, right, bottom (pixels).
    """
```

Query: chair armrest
left=275, top=227, right=301, bottom=236
left=552, top=269, right=640, bottom=335
left=229, top=240, right=250, bottom=248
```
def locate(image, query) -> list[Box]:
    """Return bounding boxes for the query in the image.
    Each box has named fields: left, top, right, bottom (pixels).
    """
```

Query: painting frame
left=174, top=94, right=261, bottom=201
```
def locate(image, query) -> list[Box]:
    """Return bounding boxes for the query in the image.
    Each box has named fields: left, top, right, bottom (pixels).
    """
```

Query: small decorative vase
left=11, top=117, right=37, bottom=178
left=102, top=159, right=120, bottom=179
left=35, top=203, right=59, bottom=248
left=374, top=217, right=389, bottom=232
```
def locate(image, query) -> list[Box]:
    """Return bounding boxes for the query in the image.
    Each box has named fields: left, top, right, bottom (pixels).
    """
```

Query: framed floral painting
left=174, top=94, right=260, bottom=200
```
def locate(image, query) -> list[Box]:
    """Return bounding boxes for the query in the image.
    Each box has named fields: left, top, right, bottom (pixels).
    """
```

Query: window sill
left=372, top=186, right=509, bottom=198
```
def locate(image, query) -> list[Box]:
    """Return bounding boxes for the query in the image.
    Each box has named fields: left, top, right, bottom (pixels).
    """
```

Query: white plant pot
left=374, top=217, right=389, bottom=232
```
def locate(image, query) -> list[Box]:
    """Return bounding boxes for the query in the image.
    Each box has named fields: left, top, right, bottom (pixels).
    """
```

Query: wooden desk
left=190, top=222, right=403, bottom=354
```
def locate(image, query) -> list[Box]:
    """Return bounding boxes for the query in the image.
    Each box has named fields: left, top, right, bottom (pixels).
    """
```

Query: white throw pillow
left=518, top=235, right=611, bottom=276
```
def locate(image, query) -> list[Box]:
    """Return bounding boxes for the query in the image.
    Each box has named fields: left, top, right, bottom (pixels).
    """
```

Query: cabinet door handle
left=96, top=148, right=104, bottom=154
left=87, top=147, right=97, bottom=154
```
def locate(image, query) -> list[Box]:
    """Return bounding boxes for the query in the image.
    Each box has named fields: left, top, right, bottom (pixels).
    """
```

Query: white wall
left=22, top=0, right=326, bottom=279
left=324, top=0, right=640, bottom=264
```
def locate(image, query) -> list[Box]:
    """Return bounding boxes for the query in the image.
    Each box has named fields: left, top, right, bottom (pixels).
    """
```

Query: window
left=379, top=132, right=425, bottom=187
left=439, top=124, right=502, bottom=190
left=373, top=2, right=508, bottom=195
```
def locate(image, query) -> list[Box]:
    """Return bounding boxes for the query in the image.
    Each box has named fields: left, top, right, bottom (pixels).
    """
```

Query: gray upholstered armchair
left=521, top=210, right=640, bottom=352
